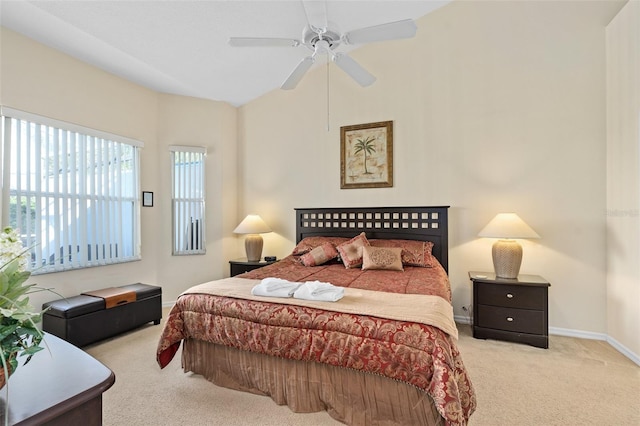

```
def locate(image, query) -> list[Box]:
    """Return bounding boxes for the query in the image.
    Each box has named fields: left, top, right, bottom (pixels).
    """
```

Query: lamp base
left=245, top=234, right=264, bottom=262
left=492, top=239, right=522, bottom=279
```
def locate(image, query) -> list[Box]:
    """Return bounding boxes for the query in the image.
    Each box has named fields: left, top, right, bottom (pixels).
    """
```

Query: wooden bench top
left=82, top=287, right=136, bottom=308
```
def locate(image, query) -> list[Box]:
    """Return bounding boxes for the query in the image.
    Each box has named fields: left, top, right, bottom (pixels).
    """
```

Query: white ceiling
left=0, top=0, right=450, bottom=106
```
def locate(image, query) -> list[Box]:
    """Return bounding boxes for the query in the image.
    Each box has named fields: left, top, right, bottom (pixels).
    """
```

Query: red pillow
left=336, top=232, right=370, bottom=269
left=291, top=236, right=350, bottom=256
left=300, top=242, right=339, bottom=267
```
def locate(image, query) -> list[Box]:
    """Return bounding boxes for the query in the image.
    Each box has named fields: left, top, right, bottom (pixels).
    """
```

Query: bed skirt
left=182, top=339, right=445, bottom=426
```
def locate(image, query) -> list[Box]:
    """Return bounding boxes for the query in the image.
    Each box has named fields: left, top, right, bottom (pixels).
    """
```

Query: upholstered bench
left=42, top=283, right=162, bottom=347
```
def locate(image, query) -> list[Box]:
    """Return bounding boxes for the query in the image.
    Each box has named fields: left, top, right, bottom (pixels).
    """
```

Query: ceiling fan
left=228, top=4, right=417, bottom=90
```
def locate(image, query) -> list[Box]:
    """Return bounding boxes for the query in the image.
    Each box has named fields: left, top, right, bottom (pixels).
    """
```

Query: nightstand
left=229, top=258, right=276, bottom=277
left=469, top=271, right=551, bottom=349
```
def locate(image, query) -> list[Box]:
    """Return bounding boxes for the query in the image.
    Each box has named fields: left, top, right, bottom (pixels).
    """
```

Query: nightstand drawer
left=229, top=259, right=276, bottom=277
left=476, top=304, right=546, bottom=335
left=476, top=283, right=546, bottom=310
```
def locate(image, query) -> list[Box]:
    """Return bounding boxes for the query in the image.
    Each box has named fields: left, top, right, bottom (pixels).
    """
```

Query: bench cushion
left=120, top=283, right=162, bottom=300
left=44, top=295, right=105, bottom=319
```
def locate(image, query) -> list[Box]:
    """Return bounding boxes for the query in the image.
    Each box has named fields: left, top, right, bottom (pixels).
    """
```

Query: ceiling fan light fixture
left=313, top=39, right=331, bottom=55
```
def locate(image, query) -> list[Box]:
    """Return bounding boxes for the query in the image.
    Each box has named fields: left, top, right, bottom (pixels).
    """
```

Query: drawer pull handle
left=506, top=317, right=514, bottom=322
left=506, top=293, right=514, bottom=298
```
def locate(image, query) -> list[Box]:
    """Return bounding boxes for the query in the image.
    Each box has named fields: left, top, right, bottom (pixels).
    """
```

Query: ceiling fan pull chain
left=326, top=59, right=330, bottom=132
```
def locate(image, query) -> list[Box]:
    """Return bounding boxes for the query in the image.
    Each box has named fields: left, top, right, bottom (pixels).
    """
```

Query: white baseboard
left=548, top=326, right=607, bottom=341
left=457, top=318, right=640, bottom=366
left=549, top=327, right=640, bottom=366
left=454, top=314, right=472, bottom=325
left=606, top=335, right=640, bottom=366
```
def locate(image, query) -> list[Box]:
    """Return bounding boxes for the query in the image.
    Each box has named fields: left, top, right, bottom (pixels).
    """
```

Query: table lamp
left=478, top=213, right=540, bottom=279
left=233, top=214, right=272, bottom=262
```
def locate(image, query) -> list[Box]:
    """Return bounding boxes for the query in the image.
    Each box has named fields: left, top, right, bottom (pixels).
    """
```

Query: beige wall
left=1, top=0, right=637, bottom=362
left=606, top=0, right=640, bottom=360
left=155, top=94, right=239, bottom=297
left=0, top=28, right=238, bottom=308
left=239, top=0, right=626, bottom=339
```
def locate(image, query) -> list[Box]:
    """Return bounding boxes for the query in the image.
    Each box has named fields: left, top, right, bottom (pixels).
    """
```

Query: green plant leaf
left=0, top=323, right=19, bottom=341
left=20, top=345, right=43, bottom=357
left=1, top=227, right=54, bottom=383
left=0, top=273, right=8, bottom=295
left=8, top=356, right=18, bottom=372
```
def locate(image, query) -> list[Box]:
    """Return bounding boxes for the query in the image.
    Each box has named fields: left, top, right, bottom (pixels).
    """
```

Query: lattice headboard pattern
left=295, top=206, right=449, bottom=272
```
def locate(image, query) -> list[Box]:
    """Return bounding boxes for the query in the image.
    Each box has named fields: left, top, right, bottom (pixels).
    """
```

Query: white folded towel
left=251, top=277, right=302, bottom=298
left=293, top=280, right=345, bottom=302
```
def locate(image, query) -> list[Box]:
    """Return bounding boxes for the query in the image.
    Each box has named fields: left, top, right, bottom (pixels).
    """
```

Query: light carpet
left=85, top=309, right=640, bottom=425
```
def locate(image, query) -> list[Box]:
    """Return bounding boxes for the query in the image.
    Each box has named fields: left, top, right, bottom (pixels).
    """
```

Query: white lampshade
left=478, top=213, right=540, bottom=239
left=233, top=214, right=272, bottom=235
left=478, top=213, right=540, bottom=279
left=234, top=214, right=272, bottom=262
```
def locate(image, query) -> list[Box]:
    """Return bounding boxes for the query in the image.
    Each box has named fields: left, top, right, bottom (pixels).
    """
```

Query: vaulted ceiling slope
left=1, top=0, right=450, bottom=106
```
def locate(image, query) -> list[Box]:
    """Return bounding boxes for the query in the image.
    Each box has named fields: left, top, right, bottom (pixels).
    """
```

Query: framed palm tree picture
left=340, top=121, right=393, bottom=189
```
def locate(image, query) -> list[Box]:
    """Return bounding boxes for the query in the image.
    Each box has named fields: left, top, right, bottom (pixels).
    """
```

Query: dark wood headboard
left=295, top=206, right=449, bottom=273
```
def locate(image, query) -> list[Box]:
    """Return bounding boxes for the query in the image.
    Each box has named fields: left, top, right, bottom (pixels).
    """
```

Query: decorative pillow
left=336, top=232, right=370, bottom=269
left=291, top=236, right=350, bottom=256
left=362, top=246, right=403, bottom=271
left=369, top=239, right=436, bottom=267
left=300, top=242, right=339, bottom=267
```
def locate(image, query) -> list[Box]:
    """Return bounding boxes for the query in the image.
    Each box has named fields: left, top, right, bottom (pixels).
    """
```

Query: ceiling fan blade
left=228, top=37, right=300, bottom=47
left=301, top=0, right=329, bottom=36
left=333, top=53, right=376, bottom=87
left=281, top=56, right=315, bottom=90
left=342, top=19, right=417, bottom=45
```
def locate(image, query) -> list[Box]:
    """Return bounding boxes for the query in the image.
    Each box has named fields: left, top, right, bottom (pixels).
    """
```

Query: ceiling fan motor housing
left=302, top=25, right=341, bottom=50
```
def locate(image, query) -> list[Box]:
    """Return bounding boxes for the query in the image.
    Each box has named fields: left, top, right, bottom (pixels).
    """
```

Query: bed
left=157, top=206, right=476, bottom=425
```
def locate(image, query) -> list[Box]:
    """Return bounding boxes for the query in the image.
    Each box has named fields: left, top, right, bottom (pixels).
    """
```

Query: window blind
left=170, top=146, right=206, bottom=255
left=1, top=107, right=142, bottom=273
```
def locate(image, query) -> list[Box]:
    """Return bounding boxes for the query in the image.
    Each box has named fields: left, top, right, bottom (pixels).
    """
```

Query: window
left=170, top=146, right=205, bottom=255
left=1, top=107, right=142, bottom=273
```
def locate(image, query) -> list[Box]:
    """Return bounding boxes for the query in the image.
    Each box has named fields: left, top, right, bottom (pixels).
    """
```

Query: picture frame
left=340, top=120, right=393, bottom=189
left=142, top=191, right=154, bottom=207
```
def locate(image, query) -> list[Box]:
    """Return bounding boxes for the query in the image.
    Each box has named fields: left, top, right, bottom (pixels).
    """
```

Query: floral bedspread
left=156, top=257, right=476, bottom=425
